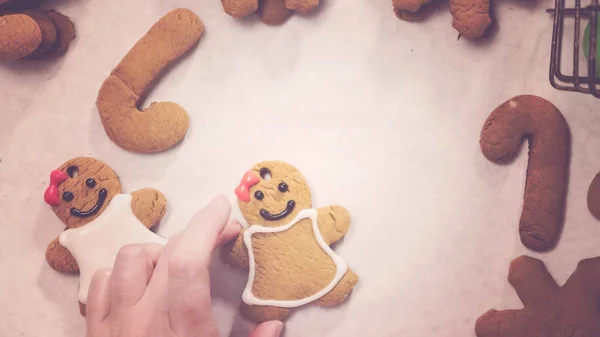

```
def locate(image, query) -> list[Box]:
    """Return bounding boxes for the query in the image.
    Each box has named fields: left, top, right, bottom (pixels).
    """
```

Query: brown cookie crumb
left=480, top=95, right=570, bottom=251
left=449, top=0, right=491, bottom=39
left=476, top=256, right=600, bottom=337
left=0, top=13, right=41, bottom=60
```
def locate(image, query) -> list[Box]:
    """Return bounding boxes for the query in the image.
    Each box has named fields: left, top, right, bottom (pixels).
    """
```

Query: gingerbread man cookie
left=44, top=157, right=167, bottom=315
left=221, top=0, right=318, bottom=25
left=223, top=161, right=358, bottom=322
left=476, top=255, right=600, bottom=337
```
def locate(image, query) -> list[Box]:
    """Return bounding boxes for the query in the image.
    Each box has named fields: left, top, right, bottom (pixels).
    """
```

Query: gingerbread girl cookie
left=223, top=161, right=358, bottom=322
left=44, top=157, right=167, bottom=315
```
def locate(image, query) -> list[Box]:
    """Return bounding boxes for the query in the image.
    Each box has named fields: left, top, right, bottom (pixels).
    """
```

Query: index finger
left=167, top=196, right=232, bottom=334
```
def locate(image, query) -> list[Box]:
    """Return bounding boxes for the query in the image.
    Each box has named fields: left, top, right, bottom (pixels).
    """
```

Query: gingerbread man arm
left=508, top=256, right=559, bottom=308
left=563, top=257, right=600, bottom=300
left=317, top=205, right=351, bottom=245
left=222, top=229, right=250, bottom=269
left=45, top=237, right=79, bottom=272
left=130, top=188, right=167, bottom=229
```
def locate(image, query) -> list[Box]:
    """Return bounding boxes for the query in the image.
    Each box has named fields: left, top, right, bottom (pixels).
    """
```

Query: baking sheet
left=2, top=0, right=600, bottom=336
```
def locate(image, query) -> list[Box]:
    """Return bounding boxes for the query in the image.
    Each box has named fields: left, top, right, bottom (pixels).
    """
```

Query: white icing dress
left=242, top=208, right=348, bottom=308
left=60, top=194, right=167, bottom=304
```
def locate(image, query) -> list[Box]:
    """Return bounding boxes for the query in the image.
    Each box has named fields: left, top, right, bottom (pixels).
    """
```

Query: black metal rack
left=548, top=0, right=600, bottom=97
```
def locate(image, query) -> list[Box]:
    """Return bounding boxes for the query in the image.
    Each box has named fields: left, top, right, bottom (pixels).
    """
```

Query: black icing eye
left=254, top=190, right=264, bottom=200
left=62, top=191, right=74, bottom=202
left=86, top=178, right=96, bottom=188
left=278, top=182, right=289, bottom=192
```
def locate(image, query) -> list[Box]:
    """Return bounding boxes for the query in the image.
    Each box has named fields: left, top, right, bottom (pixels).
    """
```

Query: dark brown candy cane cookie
left=480, top=95, right=570, bottom=252
left=476, top=256, right=600, bottom=337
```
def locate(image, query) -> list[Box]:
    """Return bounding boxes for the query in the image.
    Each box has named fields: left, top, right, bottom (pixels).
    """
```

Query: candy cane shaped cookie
left=480, top=95, right=570, bottom=251
left=96, top=9, right=203, bottom=153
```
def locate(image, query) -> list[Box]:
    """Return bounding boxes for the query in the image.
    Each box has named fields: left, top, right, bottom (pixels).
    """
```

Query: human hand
left=86, top=195, right=284, bottom=337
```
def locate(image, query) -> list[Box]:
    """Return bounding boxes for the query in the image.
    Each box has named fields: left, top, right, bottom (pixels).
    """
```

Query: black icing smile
left=260, top=200, right=296, bottom=221
left=70, top=188, right=108, bottom=218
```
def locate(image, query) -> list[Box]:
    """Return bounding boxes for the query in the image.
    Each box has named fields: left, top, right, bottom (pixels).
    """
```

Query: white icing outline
left=242, top=208, right=348, bottom=308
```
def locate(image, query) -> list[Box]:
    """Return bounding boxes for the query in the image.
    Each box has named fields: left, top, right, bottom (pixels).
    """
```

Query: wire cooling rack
left=548, top=0, right=600, bottom=97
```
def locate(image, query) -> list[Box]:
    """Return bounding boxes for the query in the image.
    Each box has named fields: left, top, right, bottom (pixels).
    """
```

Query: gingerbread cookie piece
left=42, top=10, right=75, bottom=58
left=96, top=8, right=203, bottom=153
left=392, top=0, right=432, bottom=13
left=0, top=13, right=41, bottom=61
left=222, top=0, right=318, bottom=25
left=223, top=161, right=358, bottom=322
left=258, top=0, right=292, bottom=25
left=44, top=156, right=167, bottom=315
left=480, top=95, right=570, bottom=252
left=587, top=172, right=600, bottom=220
left=22, top=10, right=57, bottom=58
left=449, top=0, right=491, bottom=39
left=476, top=255, right=600, bottom=337
left=221, top=0, right=258, bottom=18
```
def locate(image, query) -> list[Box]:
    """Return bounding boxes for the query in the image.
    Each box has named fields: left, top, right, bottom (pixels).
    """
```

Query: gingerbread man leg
left=317, top=206, right=351, bottom=245
left=314, top=268, right=358, bottom=307
left=130, top=188, right=167, bottom=229
left=241, top=302, right=291, bottom=322
left=507, top=256, right=559, bottom=308
left=476, top=309, right=557, bottom=337
left=45, top=237, right=79, bottom=272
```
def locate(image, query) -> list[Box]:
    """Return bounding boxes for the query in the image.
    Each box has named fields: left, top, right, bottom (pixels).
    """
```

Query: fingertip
left=217, top=219, right=241, bottom=246
left=248, top=321, right=284, bottom=337
left=210, top=195, right=231, bottom=211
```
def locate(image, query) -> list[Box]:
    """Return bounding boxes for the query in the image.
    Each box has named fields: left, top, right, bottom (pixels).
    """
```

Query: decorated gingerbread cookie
left=476, top=255, right=600, bottom=337
left=44, top=156, right=167, bottom=315
left=223, top=161, right=358, bottom=322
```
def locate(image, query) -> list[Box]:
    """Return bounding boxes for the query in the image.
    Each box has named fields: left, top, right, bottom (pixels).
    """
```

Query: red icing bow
left=44, top=170, right=68, bottom=205
left=235, top=170, right=260, bottom=202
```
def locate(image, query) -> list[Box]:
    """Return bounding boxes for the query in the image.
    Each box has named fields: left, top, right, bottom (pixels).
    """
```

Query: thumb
left=248, top=321, right=284, bottom=337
